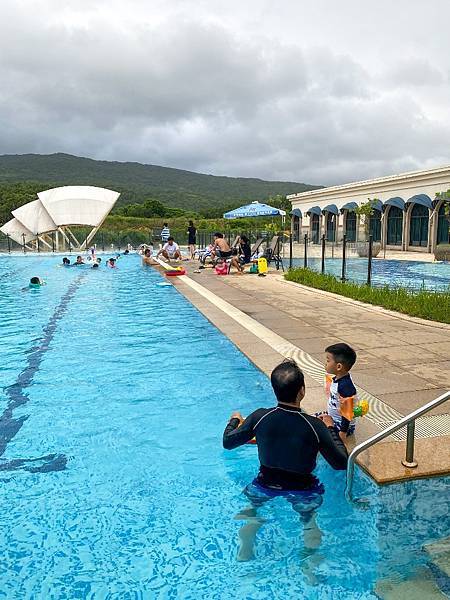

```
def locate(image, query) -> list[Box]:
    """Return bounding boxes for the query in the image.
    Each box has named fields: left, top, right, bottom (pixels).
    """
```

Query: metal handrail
left=346, top=390, right=450, bottom=502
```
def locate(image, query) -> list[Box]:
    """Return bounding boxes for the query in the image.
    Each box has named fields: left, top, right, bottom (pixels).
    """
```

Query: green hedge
left=285, top=268, right=450, bottom=324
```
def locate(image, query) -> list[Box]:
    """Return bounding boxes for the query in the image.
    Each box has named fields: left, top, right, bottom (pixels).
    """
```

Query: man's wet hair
left=271, top=359, right=305, bottom=404
left=144, top=248, right=151, bottom=255
left=325, top=343, right=357, bottom=370
left=167, top=237, right=174, bottom=242
left=214, top=232, right=223, bottom=238
left=30, top=277, right=40, bottom=284
left=62, top=257, right=70, bottom=264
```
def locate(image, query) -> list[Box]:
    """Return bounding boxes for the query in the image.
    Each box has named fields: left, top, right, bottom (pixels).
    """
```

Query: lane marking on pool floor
left=178, top=274, right=449, bottom=440
left=0, top=272, right=88, bottom=475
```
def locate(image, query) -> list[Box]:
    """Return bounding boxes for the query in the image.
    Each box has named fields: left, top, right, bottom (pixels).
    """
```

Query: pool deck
left=162, top=260, right=450, bottom=485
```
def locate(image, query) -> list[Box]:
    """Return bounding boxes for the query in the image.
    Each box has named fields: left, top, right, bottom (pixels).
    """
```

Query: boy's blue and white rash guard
left=327, top=373, right=357, bottom=433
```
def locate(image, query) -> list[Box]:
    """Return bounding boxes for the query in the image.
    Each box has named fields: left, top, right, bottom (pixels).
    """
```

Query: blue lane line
left=0, top=272, right=87, bottom=474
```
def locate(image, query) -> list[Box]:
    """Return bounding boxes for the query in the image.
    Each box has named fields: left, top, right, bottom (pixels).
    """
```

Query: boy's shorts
left=243, top=479, right=324, bottom=521
left=314, top=411, right=355, bottom=436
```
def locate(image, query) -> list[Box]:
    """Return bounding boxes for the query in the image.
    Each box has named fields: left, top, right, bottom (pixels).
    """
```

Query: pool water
left=292, top=257, right=450, bottom=290
left=0, top=255, right=449, bottom=599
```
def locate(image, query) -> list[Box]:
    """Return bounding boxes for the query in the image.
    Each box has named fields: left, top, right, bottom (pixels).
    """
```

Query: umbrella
left=223, top=201, right=286, bottom=219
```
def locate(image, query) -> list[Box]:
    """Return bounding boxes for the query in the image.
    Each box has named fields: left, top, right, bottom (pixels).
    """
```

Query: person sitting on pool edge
left=223, top=359, right=348, bottom=562
left=156, top=237, right=182, bottom=262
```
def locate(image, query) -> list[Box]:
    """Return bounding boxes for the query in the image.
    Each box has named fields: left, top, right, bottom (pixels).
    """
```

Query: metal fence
left=0, top=228, right=273, bottom=254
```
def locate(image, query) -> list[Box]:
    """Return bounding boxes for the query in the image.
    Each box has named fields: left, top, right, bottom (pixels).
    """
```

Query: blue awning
left=383, top=197, right=405, bottom=211
left=322, top=204, right=339, bottom=215
left=306, top=206, right=322, bottom=216
left=291, top=208, right=302, bottom=218
left=371, top=199, right=383, bottom=212
left=340, top=202, right=358, bottom=214
left=406, top=194, right=432, bottom=209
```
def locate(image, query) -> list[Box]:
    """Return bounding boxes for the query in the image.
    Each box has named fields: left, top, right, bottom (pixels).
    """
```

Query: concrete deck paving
left=161, top=260, right=450, bottom=484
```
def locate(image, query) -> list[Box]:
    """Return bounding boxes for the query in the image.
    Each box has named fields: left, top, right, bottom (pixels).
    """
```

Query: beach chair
left=263, top=236, right=284, bottom=271
left=250, top=238, right=264, bottom=259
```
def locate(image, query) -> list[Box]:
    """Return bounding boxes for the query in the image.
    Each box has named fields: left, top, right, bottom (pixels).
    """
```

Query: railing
left=346, top=390, right=450, bottom=502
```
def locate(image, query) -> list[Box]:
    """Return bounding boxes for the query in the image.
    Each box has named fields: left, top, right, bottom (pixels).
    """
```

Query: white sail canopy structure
left=12, top=199, right=57, bottom=234
left=0, top=217, right=36, bottom=245
left=1, top=185, right=120, bottom=250
left=38, top=186, right=120, bottom=227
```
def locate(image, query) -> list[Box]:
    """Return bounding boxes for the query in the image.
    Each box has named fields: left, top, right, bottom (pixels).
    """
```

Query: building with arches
left=288, top=165, right=450, bottom=253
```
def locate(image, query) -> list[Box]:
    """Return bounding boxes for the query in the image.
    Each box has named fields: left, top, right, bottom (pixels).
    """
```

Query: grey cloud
left=0, top=0, right=449, bottom=187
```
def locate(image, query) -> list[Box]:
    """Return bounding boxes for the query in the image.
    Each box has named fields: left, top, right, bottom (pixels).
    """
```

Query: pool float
left=165, top=267, right=186, bottom=276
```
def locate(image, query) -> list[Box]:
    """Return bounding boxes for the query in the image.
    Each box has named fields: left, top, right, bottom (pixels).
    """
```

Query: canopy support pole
left=65, top=227, right=82, bottom=248
left=85, top=225, right=100, bottom=249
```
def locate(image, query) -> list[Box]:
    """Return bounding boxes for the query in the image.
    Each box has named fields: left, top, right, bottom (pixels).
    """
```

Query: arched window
left=387, top=206, right=403, bottom=245
left=369, top=210, right=381, bottom=242
left=311, top=214, right=320, bottom=243
left=345, top=211, right=356, bottom=242
left=326, top=213, right=336, bottom=242
left=409, top=204, right=429, bottom=247
left=437, top=203, right=450, bottom=245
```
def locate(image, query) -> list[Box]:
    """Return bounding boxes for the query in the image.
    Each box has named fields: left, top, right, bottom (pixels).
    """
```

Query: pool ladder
left=346, top=390, right=450, bottom=502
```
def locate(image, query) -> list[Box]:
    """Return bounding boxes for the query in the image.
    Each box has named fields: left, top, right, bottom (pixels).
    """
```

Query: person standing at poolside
left=160, top=223, right=170, bottom=248
left=223, top=359, right=347, bottom=562
left=187, top=220, right=197, bottom=259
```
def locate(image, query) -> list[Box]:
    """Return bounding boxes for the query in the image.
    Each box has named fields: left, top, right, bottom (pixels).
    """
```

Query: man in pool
left=74, top=255, right=85, bottom=265
left=142, top=248, right=158, bottom=266
left=223, top=359, right=348, bottom=562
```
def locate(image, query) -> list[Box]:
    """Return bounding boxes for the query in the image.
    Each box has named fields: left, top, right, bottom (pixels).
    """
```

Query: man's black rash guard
left=223, top=405, right=348, bottom=490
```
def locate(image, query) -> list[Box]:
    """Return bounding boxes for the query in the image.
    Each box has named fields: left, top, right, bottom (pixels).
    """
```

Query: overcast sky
left=1, top=0, right=450, bottom=185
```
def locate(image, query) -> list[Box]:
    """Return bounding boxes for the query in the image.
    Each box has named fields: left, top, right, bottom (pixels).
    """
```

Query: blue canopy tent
left=223, top=201, right=286, bottom=219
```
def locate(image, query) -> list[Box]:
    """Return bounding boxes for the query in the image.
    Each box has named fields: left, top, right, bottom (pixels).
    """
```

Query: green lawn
left=285, top=268, right=450, bottom=324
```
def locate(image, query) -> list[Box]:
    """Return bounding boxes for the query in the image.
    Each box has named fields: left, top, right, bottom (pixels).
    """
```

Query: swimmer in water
left=92, top=263, right=99, bottom=269
left=142, top=248, right=158, bottom=266
left=74, top=255, right=85, bottom=265
left=23, top=276, right=45, bottom=291
left=107, top=258, right=117, bottom=268
left=62, top=257, right=71, bottom=266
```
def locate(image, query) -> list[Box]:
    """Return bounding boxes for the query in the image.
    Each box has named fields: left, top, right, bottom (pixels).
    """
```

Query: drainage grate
left=376, top=413, right=450, bottom=440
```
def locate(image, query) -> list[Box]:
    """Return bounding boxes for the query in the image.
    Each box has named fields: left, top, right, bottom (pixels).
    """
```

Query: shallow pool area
left=292, top=257, right=450, bottom=291
left=0, top=254, right=449, bottom=598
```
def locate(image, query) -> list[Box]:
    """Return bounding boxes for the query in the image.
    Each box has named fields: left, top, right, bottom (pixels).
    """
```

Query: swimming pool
left=292, top=257, right=450, bottom=291
left=0, top=255, right=449, bottom=598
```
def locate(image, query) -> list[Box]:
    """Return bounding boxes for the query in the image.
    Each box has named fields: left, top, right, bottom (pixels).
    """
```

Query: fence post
left=321, top=234, right=326, bottom=274
left=22, top=233, right=26, bottom=253
left=6, top=234, right=11, bottom=254
left=69, top=237, right=72, bottom=254
left=304, top=234, right=308, bottom=268
left=102, top=232, right=105, bottom=251
left=289, top=232, right=293, bottom=269
left=367, top=235, right=373, bottom=286
left=37, top=234, right=40, bottom=253
left=52, top=231, right=55, bottom=252
left=341, top=234, right=347, bottom=281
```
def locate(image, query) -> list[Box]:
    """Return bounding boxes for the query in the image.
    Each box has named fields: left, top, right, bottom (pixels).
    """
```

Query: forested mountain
left=0, top=153, right=319, bottom=222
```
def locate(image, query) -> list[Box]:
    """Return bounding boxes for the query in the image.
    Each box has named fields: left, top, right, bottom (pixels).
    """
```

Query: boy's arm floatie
left=340, top=396, right=369, bottom=421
